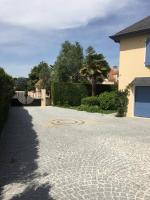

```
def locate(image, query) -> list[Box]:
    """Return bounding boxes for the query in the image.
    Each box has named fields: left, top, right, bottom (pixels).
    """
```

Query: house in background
left=102, top=67, right=119, bottom=85
left=107, top=67, right=119, bottom=83
left=110, top=16, right=150, bottom=118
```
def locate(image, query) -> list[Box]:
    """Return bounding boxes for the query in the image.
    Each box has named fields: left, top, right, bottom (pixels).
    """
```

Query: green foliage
left=78, top=105, right=100, bottom=112
left=80, top=46, right=110, bottom=96
left=27, top=79, right=34, bottom=91
left=77, top=105, right=115, bottom=114
left=81, top=96, right=99, bottom=106
left=0, top=68, right=14, bottom=132
left=98, top=91, right=117, bottom=110
left=115, top=89, right=129, bottom=117
left=39, top=64, right=51, bottom=92
left=53, top=41, right=83, bottom=82
left=51, top=82, right=88, bottom=106
left=84, top=83, right=117, bottom=96
left=28, top=64, right=43, bottom=88
left=28, top=61, right=51, bottom=91
left=81, top=91, right=117, bottom=111
left=14, top=77, right=28, bottom=91
left=80, top=89, right=128, bottom=115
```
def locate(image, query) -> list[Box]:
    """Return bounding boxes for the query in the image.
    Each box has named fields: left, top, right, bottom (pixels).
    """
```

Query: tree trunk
left=91, top=76, right=96, bottom=96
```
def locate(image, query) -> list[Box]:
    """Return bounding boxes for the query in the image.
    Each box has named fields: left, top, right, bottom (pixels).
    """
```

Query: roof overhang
left=131, top=77, right=150, bottom=87
left=110, top=28, right=150, bottom=43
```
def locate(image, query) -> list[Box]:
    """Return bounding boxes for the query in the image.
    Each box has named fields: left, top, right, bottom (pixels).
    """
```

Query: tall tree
left=53, top=41, right=83, bottom=82
left=39, top=64, right=51, bottom=92
left=28, top=62, right=51, bottom=91
left=80, top=46, right=110, bottom=96
left=14, top=77, right=28, bottom=91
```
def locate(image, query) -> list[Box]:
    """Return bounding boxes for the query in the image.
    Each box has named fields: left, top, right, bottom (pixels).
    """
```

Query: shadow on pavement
left=11, top=183, right=53, bottom=200
left=0, top=107, right=54, bottom=200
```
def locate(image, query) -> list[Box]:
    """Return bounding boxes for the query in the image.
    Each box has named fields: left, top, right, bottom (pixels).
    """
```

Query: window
left=145, top=38, right=150, bottom=66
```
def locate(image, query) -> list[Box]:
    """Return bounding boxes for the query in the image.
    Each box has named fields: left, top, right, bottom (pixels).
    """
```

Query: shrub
left=51, top=82, right=88, bottom=106
left=84, top=83, right=117, bottom=96
left=78, top=105, right=100, bottom=113
left=81, top=96, right=99, bottom=106
left=0, top=68, right=14, bottom=133
left=77, top=105, right=115, bottom=114
left=115, top=89, right=129, bottom=117
left=98, top=91, right=117, bottom=110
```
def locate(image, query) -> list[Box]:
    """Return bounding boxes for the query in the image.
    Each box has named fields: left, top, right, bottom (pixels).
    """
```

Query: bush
left=84, top=84, right=117, bottom=96
left=77, top=105, right=115, bottom=114
left=81, top=96, right=99, bottom=106
left=115, top=89, right=129, bottom=117
left=0, top=68, right=14, bottom=133
left=51, top=82, right=88, bottom=106
left=98, top=91, right=117, bottom=110
left=78, top=105, right=100, bottom=113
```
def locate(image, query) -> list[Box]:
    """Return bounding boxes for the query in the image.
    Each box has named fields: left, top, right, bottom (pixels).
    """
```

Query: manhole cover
left=50, top=119, right=85, bottom=126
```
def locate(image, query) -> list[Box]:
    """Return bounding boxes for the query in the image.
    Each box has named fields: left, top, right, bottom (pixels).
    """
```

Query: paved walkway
left=0, top=107, right=150, bottom=200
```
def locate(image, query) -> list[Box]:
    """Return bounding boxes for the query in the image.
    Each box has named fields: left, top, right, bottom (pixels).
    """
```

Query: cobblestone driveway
left=0, top=107, right=150, bottom=200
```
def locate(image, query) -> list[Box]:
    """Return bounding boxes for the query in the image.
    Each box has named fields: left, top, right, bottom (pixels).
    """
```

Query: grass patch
left=77, top=105, right=116, bottom=114
left=55, top=104, right=116, bottom=114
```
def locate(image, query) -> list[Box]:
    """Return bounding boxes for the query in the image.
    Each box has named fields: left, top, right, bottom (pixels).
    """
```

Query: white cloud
left=0, top=0, right=131, bottom=30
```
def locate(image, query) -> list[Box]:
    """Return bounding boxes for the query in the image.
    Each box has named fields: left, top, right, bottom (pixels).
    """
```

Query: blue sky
left=0, top=0, right=149, bottom=77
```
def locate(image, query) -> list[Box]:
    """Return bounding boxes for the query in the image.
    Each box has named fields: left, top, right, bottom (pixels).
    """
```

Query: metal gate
left=11, top=91, right=41, bottom=106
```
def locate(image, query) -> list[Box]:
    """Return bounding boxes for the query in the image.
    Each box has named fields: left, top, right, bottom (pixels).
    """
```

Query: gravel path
left=0, top=106, right=150, bottom=200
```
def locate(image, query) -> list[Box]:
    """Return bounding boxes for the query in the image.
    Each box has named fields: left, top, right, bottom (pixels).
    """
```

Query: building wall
left=119, top=34, right=150, bottom=116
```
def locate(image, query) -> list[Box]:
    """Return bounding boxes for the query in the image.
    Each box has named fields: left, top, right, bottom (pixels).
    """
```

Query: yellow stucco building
left=110, top=16, right=150, bottom=118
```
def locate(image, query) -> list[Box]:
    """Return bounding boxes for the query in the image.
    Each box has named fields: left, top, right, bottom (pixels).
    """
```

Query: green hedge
left=84, top=84, right=117, bottom=96
left=98, top=91, right=117, bottom=110
left=0, top=68, right=14, bottom=133
left=51, top=82, right=88, bottom=106
left=77, top=105, right=115, bottom=114
left=78, top=105, right=100, bottom=113
left=81, top=91, right=117, bottom=111
left=81, top=96, right=99, bottom=106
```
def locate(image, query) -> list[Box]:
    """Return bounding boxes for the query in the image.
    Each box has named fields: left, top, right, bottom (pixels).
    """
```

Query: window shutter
left=145, top=38, right=150, bottom=66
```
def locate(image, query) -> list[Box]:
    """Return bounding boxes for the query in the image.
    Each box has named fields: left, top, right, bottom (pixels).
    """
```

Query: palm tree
left=80, top=47, right=110, bottom=96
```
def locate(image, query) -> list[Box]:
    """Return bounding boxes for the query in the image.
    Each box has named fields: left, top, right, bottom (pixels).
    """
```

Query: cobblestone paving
left=0, top=107, right=150, bottom=200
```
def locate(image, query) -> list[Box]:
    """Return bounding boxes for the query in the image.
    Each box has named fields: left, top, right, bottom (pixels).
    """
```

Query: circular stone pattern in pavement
left=50, top=119, right=85, bottom=126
